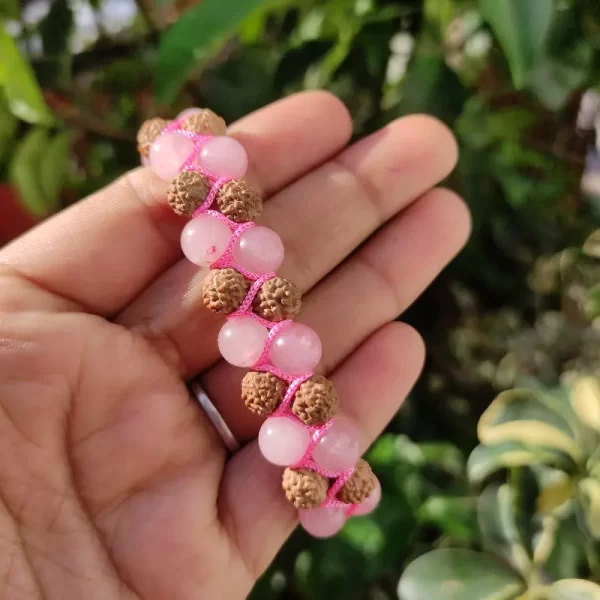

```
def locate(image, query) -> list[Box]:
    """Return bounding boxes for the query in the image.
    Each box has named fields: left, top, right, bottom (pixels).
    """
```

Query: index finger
left=0, top=92, right=352, bottom=316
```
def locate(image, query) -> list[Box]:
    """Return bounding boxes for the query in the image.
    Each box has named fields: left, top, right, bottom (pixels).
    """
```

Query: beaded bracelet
left=138, top=108, right=381, bottom=537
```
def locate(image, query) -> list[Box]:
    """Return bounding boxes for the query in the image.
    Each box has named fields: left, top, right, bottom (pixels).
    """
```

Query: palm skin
left=0, top=92, right=469, bottom=600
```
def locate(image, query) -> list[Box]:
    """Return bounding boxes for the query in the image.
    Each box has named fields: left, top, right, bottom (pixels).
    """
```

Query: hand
left=0, top=93, right=469, bottom=600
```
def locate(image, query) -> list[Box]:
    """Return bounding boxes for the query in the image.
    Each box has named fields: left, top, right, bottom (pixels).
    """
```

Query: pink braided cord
left=165, top=117, right=358, bottom=516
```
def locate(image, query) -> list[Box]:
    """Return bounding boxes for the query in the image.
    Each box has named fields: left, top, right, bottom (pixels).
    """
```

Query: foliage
left=1, top=0, right=600, bottom=598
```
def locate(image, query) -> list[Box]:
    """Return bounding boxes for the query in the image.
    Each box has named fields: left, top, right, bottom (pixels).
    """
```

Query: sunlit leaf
left=478, top=0, right=554, bottom=88
left=154, top=0, right=265, bottom=105
left=571, top=377, right=600, bottom=433
left=477, top=389, right=580, bottom=461
left=398, top=548, right=524, bottom=600
left=0, top=25, right=54, bottom=125
left=468, top=442, right=573, bottom=485
left=583, top=230, right=600, bottom=259
left=547, top=579, right=600, bottom=600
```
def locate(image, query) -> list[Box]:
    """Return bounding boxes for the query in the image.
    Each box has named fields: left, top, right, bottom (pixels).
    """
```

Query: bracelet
left=137, top=109, right=381, bottom=537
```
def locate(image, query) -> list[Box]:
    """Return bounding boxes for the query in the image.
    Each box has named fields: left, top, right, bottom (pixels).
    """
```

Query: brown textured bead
left=215, top=179, right=263, bottom=223
left=338, top=459, right=376, bottom=505
left=292, top=375, right=338, bottom=426
left=137, top=117, right=167, bottom=157
left=202, top=268, right=249, bottom=315
left=241, top=371, right=287, bottom=415
left=253, top=277, right=302, bottom=322
left=167, top=171, right=211, bottom=217
left=282, top=468, right=329, bottom=508
left=181, top=109, right=227, bottom=136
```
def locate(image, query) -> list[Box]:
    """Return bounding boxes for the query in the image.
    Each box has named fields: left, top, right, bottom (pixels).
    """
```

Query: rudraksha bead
left=282, top=467, right=328, bottom=508
left=215, top=179, right=263, bottom=223
left=241, top=371, right=287, bottom=415
left=253, top=277, right=301, bottom=322
left=292, top=375, right=338, bottom=426
left=337, top=459, right=377, bottom=504
left=167, top=171, right=211, bottom=217
left=202, top=268, right=249, bottom=315
left=137, top=117, right=167, bottom=157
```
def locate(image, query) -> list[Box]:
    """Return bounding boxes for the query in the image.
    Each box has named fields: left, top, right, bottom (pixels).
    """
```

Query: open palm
left=0, top=93, right=469, bottom=600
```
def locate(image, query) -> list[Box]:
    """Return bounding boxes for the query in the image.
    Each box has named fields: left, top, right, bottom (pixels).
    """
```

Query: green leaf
left=478, top=484, right=532, bottom=578
left=478, top=0, right=554, bottom=88
left=154, top=0, right=265, bottom=105
left=40, top=0, right=74, bottom=58
left=398, top=549, right=525, bottom=600
left=9, top=128, right=51, bottom=217
left=40, top=132, right=72, bottom=212
left=0, top=0, right=18, bottom=19
left=418, top=496, right=477, bottom=542
left=467, top=442, right=573, bottom=485
left=0, top=25, right=54, bottom=125
left=578, top=478, right=600, bottom=539
left=585, top=284, right=600, bottom=320
left=547, top=579, right=600, bottom=600
left=0, top=91, right=18, bottom=164
left=478, top=388, right=580, bottom=461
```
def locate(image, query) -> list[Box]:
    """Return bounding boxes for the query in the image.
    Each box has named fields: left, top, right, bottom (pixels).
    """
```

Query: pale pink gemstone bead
left=177, top=107, right=203, bottom=120
left=299, top=506, right=347, bottom=538
left=312, top=418, right=363, bottom=473
left=353, top=480, right=381, bottom=516
left=232, top=226, right=284, bottom=274
left=180, top=214, right=232, bottom=267
left=196, top=136, right=248, bottom=179
left=149, top=131, right=195, bottom=180
left=258, top=417, right=310, bottom=466
left=217, top=316, right=268, bottom=368
left=270, top=323, right=322, bottom=376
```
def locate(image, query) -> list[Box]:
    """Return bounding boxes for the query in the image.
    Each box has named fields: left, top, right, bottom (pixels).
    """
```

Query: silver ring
left=190, top=380, right=240, bottom=453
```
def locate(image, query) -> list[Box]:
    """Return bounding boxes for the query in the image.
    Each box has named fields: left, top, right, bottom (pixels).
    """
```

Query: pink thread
left=163, top=121, right=361, bottom=516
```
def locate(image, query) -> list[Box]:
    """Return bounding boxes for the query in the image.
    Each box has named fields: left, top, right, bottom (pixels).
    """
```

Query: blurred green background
left=2, top=0, right=600, bottom=598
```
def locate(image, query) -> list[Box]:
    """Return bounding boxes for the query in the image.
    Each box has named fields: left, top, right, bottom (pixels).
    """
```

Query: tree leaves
left=0, top=25, right=54, bottom=125
left=478, top=0, right=554, bottom=88
left=153, top=0, right=265, bottom=105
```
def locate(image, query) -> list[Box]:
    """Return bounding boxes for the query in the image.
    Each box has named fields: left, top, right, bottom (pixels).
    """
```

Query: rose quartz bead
left=312, top=418, right=363, bottom=473
left=196, top=136, right=248, bottom=179
left=218, top=316, right=268, bottom=368
left=258, top=417, right=310, bottom=466
left=177, top=107, right=203, bottom=120
left=299, top=506, right=346, bottom=538
left=232, top=226, right=284, bottom=274
left=149, top=131, right=195, bottom=180
left=180, top=214, right=232, bottom=267
left=270, top=323, right=322, bottom=376
left=353, top=480, right=381, bottom=516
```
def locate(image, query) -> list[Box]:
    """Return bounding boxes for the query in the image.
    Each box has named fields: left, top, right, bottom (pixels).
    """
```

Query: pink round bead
left=196, top=136, right=248, bottom=179
left=299, top=506, right=347, bottom=538
left=149, top=131, right=195, bottom=180
left=258, top=417, right=310, bottom=466
left=217, top=316, right=268, bottom=368
left=312, top=418, right=363, bottom=473
left=180, top=214, right=232, bottom=267
left=232, top=226, right=284, bottom=275
left=177, top=107, right=203, bottom=120
left=353, top=479, right=381, bottom=516
left=270, top=323, right=322, bottom=376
